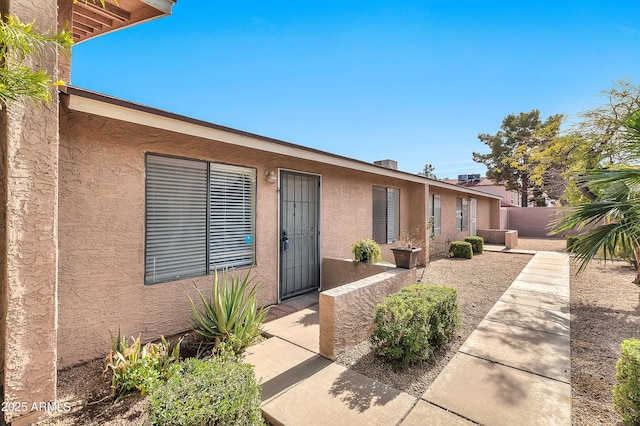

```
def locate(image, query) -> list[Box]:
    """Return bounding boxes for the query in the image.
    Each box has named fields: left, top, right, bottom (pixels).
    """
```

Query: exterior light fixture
left=265, top=169, right=277, bottom=184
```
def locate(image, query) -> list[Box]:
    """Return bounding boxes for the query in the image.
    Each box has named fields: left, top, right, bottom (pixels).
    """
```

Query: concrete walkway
left=244, top=251, right=571, bottom=425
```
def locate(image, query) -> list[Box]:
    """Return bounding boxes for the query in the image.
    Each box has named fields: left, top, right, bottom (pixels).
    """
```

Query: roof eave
left=60, top=86, right=500, bottom=201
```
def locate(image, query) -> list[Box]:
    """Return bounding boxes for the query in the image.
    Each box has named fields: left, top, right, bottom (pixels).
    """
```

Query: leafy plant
left=449, top=241, right=473, bottom=259
left=464, top=236, right=484, bottom=254
left=370, top=284, right=459, bottom=370
left=104, top=330, right=181, bottom=399
left=613, top=339, right=640, bottom=425
left=148, top=355, right=264, bottom=426
left=188, top=268, right=269, bottom=355
left=0, top=15, right=73, bottom=107
left=352, top=238, right=382, bottom=264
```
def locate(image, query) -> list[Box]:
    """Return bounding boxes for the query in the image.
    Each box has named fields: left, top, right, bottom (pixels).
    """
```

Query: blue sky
left=71, top=1, right=640, bottom=179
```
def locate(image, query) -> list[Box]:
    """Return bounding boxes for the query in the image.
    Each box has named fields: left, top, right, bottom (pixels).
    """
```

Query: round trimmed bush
left=613, top=339, right=640, bottom=425
left=148, top=356, right=264, bottom=425
left=449, top=241, right=473, bottom=259
left=464, top=236, right=484, bottom=254
left=352, top=238, right=382, bottom=264
left=370, top=284, right=459, bottom=370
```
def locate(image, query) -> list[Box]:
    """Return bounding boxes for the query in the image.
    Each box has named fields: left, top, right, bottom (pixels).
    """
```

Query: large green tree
left=0, top=15, right=73, bottom=108
left=472, top=110, right=563, bottom=207
left=530, top=79, right=640, bottom=205
left=553, top=109, right=640, bottom=283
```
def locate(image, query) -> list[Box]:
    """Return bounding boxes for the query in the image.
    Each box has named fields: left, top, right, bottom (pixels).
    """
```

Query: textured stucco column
left=0, top=0, right=60, bottom=423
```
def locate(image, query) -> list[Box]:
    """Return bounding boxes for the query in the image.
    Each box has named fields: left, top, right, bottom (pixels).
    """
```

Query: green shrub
left=464, top=236, right=484, bottom=254
left=352, top=238, right=382, bottom=264
left=189, top=268, right=269, bottom=356
left=148, top=352, right=264, bottom=426
left=104, top=332, right=181, bottom=399
left=566, top=235, right=581, bottom=253
left=449, top=241, right=473, bottom=259
left=613, top=339, right=640, bottom=425
left=370, top=284, right=460, bottom=370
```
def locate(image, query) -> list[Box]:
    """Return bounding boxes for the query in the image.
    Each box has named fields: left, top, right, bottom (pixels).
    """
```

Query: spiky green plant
left=188, top=269, right=269, bottom=355
left=104, top=330, right=182, bottom=399
left=0, top=15, right=73, bottom=107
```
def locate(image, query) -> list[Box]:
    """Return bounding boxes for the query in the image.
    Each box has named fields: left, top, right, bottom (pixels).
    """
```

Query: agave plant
left=188, top=268, right=269, bottom=355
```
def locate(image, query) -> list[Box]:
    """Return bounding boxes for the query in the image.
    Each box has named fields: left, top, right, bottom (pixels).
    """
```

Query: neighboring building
left=0, top=1, right=502, bottom=423
left=446, top=174, right=521, bottom=207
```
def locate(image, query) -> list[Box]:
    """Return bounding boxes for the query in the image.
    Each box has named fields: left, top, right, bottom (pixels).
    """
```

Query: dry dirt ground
left=34, top=238, right=638, bottom=425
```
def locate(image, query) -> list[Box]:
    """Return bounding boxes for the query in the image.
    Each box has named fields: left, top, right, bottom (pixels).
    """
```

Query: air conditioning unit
left=374, top=159, right=398, bottom=170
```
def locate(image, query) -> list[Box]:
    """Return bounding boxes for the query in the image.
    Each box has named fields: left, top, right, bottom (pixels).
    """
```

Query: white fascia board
left=64, top=92, right=501, bottom=201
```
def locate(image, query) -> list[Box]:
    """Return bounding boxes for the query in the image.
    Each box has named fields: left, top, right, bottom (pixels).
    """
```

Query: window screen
left=145, top=155, right=208, bottom=284
left=145, top=154, right=256, bottom=284
left=372, top=186, right=400, bottom=244
left=430, top=193, right=441, bottom=235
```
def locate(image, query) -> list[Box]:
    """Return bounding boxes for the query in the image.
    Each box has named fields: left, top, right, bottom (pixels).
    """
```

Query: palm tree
left=553, top=110, right=640, bottom=283
left=0, top=14, right=73, bottom=107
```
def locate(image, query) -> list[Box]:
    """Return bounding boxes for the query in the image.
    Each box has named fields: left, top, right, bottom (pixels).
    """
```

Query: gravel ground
left=335, top=247, right=534, bottom=397
left=336, top=237, right=640, bottom=426
left=36, top=237, right=640, bottom=425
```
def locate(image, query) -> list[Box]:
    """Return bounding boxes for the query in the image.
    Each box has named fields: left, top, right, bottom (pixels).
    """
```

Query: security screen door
left=279, top=171, right=320, bottom=299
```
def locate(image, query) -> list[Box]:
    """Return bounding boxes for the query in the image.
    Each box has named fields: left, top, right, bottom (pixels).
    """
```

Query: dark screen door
left=279, top=171, right=320, bottom=299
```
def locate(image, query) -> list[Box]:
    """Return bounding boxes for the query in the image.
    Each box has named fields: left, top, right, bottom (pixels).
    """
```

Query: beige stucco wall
left=57, top=108, right=423, bottom=367
left=1, top=0, right=60, bottom=422
left=429, top=188, right=498, bottom=250
left=505, top=206, right=565, bottom=238
left=319, top=267, right=417, bottom=360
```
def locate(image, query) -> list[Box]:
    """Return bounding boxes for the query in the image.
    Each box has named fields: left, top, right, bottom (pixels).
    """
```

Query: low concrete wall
left=319, top=267, right=417, bottom=360
left=322, top=257, right=396, bottom=291
left=477, top=229, right=519, bottom=249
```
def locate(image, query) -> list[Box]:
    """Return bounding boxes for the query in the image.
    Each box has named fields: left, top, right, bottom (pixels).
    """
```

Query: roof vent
left=374, top=159, right=398, bottom=170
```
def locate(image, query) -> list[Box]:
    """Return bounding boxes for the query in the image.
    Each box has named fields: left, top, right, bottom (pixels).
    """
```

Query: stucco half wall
left=57, top=108, right=434, bottom=367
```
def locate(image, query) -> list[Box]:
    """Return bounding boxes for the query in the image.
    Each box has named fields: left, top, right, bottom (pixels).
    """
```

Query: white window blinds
left=145, top=155, right=208, bottom=284
left=145, top=154, right=256, bottom=284
left=209, top=163, right=256, bottom=270
left=431, top=194, right=441, bottom=235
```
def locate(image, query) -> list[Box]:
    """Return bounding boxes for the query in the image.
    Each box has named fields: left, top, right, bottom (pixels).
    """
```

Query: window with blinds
left=456, top=197, right=468, bottom=232
left=209, top=163, right=256, bottom=270
left=145, top=154, right=256, bottom=285
left=372, top=186, right=400, bottom=244
left=430, top=193, right=441, bottom=235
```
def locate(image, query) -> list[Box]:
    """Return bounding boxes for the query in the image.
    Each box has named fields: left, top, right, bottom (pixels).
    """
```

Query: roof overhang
left=71, top=0, right=175, bottom=43
left=60, top=86, right=500, bottom=201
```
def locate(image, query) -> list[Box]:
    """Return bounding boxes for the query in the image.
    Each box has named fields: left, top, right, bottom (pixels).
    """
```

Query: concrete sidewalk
left=244, top=251, right=571, bottom=425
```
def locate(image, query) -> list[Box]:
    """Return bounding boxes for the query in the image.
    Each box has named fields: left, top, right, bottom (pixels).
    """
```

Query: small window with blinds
left=372, top=186, right=400, bottom=244
left=145, top=154, right=256, bottom=285
left=430, top=193, right=441, bottom=235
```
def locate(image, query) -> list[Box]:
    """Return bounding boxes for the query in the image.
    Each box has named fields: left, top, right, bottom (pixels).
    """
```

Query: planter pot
left=391, top=247, right=422, bottom=269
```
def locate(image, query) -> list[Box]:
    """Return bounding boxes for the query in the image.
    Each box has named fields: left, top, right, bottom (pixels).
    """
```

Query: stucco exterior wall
left=428, top=188, right=498, bottom=252
left=505, top=206, right=566, bottom=238
left=1, top=0, right=60, bottom=422
left=57, top=109, right=422, bottom=367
